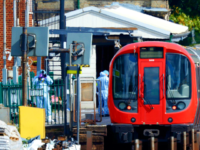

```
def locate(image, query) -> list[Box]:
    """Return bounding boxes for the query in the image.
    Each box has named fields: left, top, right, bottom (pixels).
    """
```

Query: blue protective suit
left=97, top=71, right=109, bottom=115
left=33, top=70, right=53, bottom=120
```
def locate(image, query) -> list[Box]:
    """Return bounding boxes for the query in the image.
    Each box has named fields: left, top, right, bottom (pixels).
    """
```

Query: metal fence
left=1, top=78, right=65, bottom=126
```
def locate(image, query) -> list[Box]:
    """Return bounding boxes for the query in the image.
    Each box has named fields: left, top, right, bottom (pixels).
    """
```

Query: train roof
left=118, top=42, right=200, bottom=64
left=136, top=42, right=200, bottom=64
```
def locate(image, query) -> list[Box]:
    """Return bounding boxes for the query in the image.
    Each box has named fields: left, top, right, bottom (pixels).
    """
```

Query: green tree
left=169, top=0, right=200, bottom=33
left=169, top=0, right=200, bottom=16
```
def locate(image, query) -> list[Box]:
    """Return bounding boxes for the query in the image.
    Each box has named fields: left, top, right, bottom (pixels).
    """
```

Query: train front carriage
left=107, top=42, right=200, bottom=148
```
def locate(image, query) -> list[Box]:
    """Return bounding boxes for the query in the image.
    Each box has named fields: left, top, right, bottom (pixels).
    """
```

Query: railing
left=0, top=79, right=65, bottom=126
left=1, top=83, right=22, bottom=125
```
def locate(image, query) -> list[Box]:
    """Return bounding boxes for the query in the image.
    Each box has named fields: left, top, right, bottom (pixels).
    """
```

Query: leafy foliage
left=169, top=0, right=200, bottom=33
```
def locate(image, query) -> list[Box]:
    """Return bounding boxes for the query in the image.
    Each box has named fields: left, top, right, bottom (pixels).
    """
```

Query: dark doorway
left=96, top=45, right=115, bottom=78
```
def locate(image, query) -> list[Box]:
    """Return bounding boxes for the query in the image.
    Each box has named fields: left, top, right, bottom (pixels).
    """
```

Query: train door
left=139, top=61, right=165, bottom=124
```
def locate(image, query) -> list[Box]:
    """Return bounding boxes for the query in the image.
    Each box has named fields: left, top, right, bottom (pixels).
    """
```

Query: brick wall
left=80, top=0, right=168, bottom=8
left=0, top=0, right=38, bottom=82
left=0, top=1, right=4, bottom=81
left=0, top=0, right=15, bottom=82
left=36, top=0, right=169, bottom=11
left=5, top=1, right=13, bottom=73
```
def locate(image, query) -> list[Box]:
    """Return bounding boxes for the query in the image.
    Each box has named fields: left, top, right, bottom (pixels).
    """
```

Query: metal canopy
left=49, top=27, right=135, bottom=36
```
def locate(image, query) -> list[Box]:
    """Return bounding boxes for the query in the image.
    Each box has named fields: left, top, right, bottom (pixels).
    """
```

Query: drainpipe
left=13, top=0, right=16, bottom=27
left=25, top=0, right=30, bottom=86
left=37, top=57, right=41, bottom=75
left=3, top=0, right=7, bottom=85
left=77, top=0, right=80, bottom=9
left=35, top=2, right=41, bottom=76
left=13, top=0, right=18, bottom=84
left=25, top=0, right=29, bottom=27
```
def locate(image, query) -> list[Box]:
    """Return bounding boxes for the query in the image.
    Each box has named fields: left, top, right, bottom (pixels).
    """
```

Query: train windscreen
left=166, top=53, right=191, bottom=99
left=112, top=54, right=138, bottom=100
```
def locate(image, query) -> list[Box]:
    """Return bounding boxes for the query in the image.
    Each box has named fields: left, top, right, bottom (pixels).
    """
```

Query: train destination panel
left=140, top=47, right=163, bottom=58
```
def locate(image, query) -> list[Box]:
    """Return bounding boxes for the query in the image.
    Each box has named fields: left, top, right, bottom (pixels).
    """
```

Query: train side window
left=166, top=54, right=191, bottom=99
left=112, top=54, right=138, bottom=100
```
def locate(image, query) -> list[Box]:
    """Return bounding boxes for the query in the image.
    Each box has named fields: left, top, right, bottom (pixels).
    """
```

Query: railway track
left=73, top=125, right=200, bottom=150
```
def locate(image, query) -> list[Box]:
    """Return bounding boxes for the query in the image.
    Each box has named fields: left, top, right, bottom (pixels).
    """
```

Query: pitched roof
left=40, top=5, right=189, bottom=40
left=101, top=5, right=188, bottom=34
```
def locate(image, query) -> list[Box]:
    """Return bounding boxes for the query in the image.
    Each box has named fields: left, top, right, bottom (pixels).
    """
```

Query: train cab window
left=112, top=54, right=138, bottom=100
left=166, top=54, right=191, bottom=99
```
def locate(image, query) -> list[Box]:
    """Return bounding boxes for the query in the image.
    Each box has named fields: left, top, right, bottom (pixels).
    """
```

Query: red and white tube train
left=107, top=42, right=200, bottom=147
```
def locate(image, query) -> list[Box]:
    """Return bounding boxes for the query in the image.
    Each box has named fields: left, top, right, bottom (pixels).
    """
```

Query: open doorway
left=96, top=45, right=115, bottom=78
left=95, top=45, right=115, bottom=108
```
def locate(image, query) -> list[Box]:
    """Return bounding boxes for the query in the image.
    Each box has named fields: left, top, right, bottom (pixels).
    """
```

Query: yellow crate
left=19, top=106, right=45, bottom=139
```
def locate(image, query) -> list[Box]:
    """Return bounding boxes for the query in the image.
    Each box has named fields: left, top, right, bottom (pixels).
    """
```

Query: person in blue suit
left=33, top=70, right=53, bottom=122
left=97, top=70, right=109, bottom=116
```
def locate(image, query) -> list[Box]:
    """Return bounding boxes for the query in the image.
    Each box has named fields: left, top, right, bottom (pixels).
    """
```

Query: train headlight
left=131, top=117, right=136, bottom=123
left=118, top=102, right=126, bottom=110
left=177, top=102, right=186, bottom=110
left=168, top=117, right=173, bottom=123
